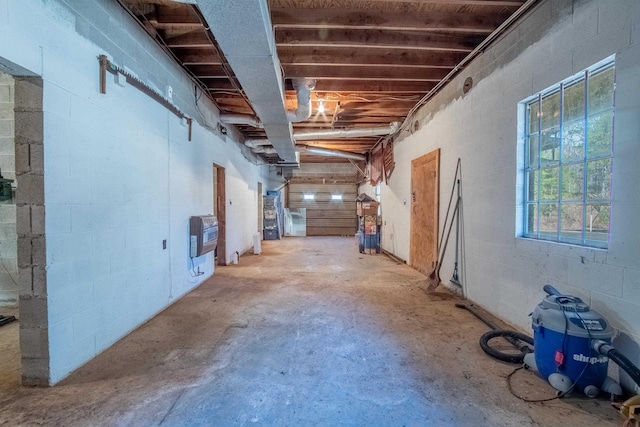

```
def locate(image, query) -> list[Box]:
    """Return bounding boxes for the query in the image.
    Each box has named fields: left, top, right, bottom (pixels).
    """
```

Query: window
left=522, top=59, right=614, bottom=248
left=303, top=194, right=315, bottom=201
left=331, top=194, right=343, bottom=201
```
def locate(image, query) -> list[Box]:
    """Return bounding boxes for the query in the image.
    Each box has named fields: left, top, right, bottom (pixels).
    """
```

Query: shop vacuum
left=523, top=285, right=640, bottom=398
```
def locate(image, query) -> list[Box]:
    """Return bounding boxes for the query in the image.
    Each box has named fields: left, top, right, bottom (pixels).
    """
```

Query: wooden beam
left=271, top=8, right=508, bottom=34
left=277, top=47, right=468, bottom=68
left=339, top=100, right=418, bottom=109
left=312, top=80, right=437, bottom=93
left=298, top=155, right=351, bottom=164
left=186, top=64, right=229, bottom=78
left=275, top=29, right=482, bottom=52
left=165, top=30, right=211, bottom=48
left=148, top=7, right=201, bottom=27
left=174, top=50, right=223, bottom=65
left=338, top=0, right=524, bottom=5
left=283, top=65, right=449, bottom=81
left=289, top=176, right=359, bottom=184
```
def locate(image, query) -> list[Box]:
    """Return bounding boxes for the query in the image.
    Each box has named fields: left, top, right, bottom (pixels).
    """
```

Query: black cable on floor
left=506, top=367, right=563, bottom=403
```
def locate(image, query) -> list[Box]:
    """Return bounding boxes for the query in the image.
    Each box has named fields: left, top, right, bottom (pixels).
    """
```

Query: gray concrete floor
left=0, top=237, right=620, bottom=426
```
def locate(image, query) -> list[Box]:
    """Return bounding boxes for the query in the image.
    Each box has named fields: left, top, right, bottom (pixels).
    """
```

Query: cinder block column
left=14, top=76, right=48, bottom=386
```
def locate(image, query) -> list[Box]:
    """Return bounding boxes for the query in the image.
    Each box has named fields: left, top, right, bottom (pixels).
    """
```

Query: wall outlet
left=166, top=85, right=173, bottom=102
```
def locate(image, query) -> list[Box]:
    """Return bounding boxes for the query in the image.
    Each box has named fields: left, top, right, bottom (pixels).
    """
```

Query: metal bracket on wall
left=98, top=55, right=193, bottom=141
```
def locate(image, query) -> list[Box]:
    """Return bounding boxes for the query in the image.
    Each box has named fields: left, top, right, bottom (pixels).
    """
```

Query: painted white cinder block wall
left=0, top=0, right=273, bottom=383
left=383, top=0, right=640, bottom=392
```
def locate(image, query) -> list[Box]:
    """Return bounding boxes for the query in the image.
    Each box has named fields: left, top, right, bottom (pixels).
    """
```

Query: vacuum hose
left=593, top=340, right=640, bottom=389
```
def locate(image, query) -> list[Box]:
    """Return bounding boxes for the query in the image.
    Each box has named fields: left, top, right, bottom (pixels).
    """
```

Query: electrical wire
left=189, top=257, right=204, bottom=278
left=507, top=367, right=562, bottom=403
left=0, top=255, right=18, bottom=287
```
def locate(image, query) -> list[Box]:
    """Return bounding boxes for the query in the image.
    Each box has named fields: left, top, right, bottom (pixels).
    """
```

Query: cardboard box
left=356, top=201, right=379, bottom=216
left=364, top=215, right=377, bottom=234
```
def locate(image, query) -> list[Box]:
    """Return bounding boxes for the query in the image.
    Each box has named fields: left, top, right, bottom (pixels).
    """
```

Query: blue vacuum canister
left=523, top=286, right=622, bottom=397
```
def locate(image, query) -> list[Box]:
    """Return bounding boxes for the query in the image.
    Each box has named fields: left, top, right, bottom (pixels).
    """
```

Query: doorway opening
left=0, top=60, right=47, bottom=386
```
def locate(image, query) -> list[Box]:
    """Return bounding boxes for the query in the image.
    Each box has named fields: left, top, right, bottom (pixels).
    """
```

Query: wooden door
left=257, top=182, right=263, bottom=234
left=214, top=165, right=226, bottom=265
left=410, top=149, right=439, bottom=275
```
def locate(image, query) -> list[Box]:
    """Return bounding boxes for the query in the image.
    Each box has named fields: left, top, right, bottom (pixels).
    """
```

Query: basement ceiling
left=119, top=0, right=530, bottom=164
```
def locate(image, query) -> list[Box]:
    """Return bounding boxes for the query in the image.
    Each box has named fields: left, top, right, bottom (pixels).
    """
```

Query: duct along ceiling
left=118, top=0, right=533, bottom=165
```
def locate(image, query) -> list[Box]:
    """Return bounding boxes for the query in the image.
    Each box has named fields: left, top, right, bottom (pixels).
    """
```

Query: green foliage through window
left=523, top=61, right=614, bottom=248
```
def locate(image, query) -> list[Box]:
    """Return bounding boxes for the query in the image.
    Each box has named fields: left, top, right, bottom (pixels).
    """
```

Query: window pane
left=586, top=203, right=609, bottom=242
left=563, top=80, right=585, bottom=123
left=587, top=158, right=611, bottom=200
left=528, top=101, right=539, bottom=134
left=539, top=204, right=558, bottom=236
left=528, top=170, right=538, bottom=201
left=541, top=91, right=561, bottom=130
left=540, top=167, right=559, bottom=201
left=561, top=163, right=583, bottom=201
left=541, top=128, right=560, bottom=165
left=527, top=204, right=538, bottom=235
left=520, top=61, right=613, bottom=249
left=562, top=120, right=585, bottom=161
left=560, top=202, right=583, bottom=240
left=528, top=135, right=539, bottom=167
left=587, top=110, right=613, bottom=157
left=588, top=67, right=614, bottom=113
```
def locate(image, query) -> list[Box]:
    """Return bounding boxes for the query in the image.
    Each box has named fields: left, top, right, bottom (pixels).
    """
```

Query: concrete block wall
left=0, top=0, right=271, bottom=384
left=0, top=72, right=18, bottom=306
left=384, top=0, right=640, bottom=393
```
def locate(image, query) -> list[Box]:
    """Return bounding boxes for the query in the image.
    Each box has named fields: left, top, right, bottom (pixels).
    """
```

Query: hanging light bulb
left=318, top=99, right=325, bottom=113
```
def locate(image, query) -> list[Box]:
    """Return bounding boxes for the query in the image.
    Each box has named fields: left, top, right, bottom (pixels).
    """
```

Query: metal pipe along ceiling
left=293, top=122, right=400, bottom=141
left=286, top=78, right=316, bottom=123
left=219, top=114, right=263, bottom=128
left=243, top=139, right=272, bottom=148
left=196, top=0, right=297, bottom=163
left=221, top=79, right=314, bottom=130
left=251, top=145, right=366, bottom=161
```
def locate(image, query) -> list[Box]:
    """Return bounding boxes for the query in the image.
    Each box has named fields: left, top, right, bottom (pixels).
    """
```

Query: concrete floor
left=0, top=237, right=620, bottom=426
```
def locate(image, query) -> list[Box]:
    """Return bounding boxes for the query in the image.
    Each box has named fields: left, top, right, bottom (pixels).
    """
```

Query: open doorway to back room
left=0, top=70, right=19, bottom=389
left=0, top=63, right=47, bottom=386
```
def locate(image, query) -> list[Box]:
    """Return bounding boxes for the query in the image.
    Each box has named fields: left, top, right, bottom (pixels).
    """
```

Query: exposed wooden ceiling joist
left=271, top=8, right=511, bottom=34
left=277, top=47, right=469, bottom=68
left=275, top=29, right=482, bottom=52
left=326, top=0, right=524, bottom=6
left=284, top=65, right=450, bottom=81
left=120, top=0, right=533, bottom=164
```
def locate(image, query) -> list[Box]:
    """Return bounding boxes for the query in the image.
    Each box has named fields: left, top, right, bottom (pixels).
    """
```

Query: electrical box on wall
left=189, top=215, right=218, bottom=258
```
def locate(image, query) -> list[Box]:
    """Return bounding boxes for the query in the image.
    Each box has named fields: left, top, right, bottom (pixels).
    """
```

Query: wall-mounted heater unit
left=189, top=215, right=218, bottom=258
